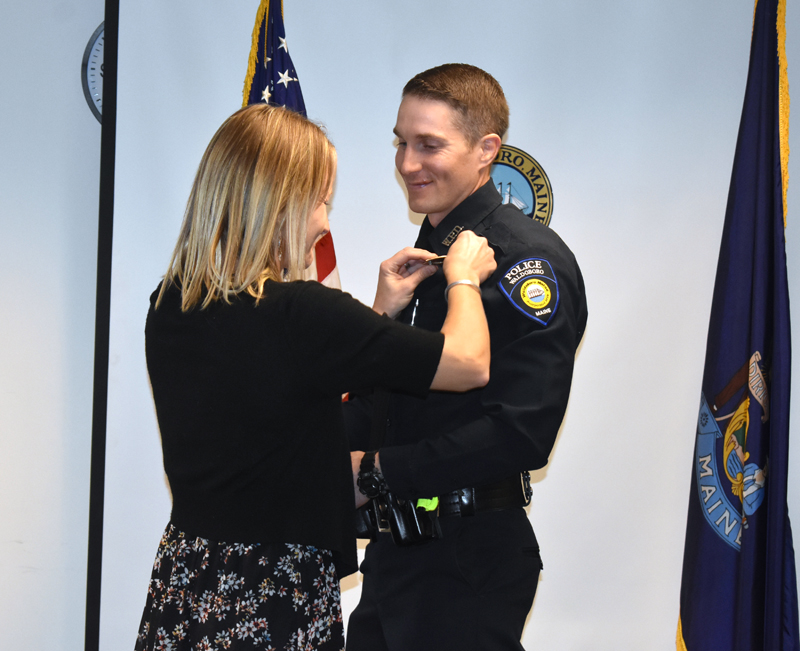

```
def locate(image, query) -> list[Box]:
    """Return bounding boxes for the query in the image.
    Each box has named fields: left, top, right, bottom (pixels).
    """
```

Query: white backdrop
left=0, top=2, right=103, bottom=648
left=100, top=1, right=800, bottom=649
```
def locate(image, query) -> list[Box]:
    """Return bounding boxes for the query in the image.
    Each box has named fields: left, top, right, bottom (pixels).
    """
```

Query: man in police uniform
left=346, top=64, right=588, bottom=650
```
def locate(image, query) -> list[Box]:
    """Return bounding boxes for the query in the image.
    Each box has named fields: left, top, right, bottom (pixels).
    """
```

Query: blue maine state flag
left=242, top=0, right=306, bottom=114
left=677, top=0, right=799, bottom=649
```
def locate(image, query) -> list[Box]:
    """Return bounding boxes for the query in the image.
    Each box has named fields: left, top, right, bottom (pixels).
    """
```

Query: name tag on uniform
left=499, top=258, right=559, bottom=326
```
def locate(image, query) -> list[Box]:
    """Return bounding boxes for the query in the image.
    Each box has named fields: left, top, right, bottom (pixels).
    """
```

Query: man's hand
left=372, top=247, right=438, bottom=318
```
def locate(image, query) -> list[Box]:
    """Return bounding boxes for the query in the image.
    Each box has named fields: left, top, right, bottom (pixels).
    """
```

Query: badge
left=499, top=258, right=559, bottom=325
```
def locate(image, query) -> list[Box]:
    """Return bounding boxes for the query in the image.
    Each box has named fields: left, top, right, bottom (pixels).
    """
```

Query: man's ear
left=477, top=134, right=502, bottom=170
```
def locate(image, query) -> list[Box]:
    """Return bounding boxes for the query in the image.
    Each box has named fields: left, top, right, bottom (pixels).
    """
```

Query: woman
left=135, top=104, right=495, bottom=651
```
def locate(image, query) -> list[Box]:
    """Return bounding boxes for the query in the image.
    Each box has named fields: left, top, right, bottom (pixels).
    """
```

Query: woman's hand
left=443, top=231, right=496, bottom=285
left=372, top=247, right=438, bottom=318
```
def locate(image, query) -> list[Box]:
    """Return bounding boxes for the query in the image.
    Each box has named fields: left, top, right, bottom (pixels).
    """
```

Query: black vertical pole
left=84, top=0, right=118, bottom=648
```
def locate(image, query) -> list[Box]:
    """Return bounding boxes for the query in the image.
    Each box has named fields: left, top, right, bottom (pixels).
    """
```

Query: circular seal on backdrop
left=490, top=145, right=553, bottom=226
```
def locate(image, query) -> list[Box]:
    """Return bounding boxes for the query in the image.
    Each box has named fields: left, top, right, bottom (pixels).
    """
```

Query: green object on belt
left=416, top=497, right=439, bottom=511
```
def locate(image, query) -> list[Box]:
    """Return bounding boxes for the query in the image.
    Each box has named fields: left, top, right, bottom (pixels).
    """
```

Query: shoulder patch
left=499, top=258, right=559, bottom=325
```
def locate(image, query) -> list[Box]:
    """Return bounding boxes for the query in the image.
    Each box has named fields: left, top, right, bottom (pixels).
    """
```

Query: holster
left=355, top=498, right=383, bottom=539
left=384, top=492, right=442, bottom=546
left=355, top=492, right=442, bottom=546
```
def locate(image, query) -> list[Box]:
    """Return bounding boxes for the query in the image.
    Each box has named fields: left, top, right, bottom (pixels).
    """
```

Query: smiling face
left=394, top=96, right=496, bottom=227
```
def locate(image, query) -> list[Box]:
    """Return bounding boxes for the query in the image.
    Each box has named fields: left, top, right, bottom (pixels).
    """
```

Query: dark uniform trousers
left=345, top=181, right=587, bottom=650
left=346, top=509, right=542, bottom=651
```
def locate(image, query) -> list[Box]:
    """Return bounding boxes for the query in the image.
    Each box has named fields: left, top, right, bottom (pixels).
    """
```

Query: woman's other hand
left=443, top=231, right=496, bottom=285
left=372, top=247, right=438, bottom=318
left=429, top=232, right=495, bottom=392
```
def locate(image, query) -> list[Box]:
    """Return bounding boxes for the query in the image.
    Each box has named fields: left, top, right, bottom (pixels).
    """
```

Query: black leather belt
left=438, top=473, right=531, bottom=517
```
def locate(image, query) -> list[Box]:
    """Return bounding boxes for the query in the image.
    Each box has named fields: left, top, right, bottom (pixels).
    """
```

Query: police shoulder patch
left=499, top=258, right=559, bottom=325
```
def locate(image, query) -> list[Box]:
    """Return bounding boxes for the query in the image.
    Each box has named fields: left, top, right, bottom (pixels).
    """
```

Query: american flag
left=242, top=0, right=340, bottom=288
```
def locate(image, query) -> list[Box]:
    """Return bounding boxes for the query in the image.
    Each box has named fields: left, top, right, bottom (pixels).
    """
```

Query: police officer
left=347, top=63, right=588, bottom=650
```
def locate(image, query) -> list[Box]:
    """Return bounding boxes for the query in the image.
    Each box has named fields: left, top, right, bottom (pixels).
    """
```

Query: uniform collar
left=414, top=180, right=503, bottom=254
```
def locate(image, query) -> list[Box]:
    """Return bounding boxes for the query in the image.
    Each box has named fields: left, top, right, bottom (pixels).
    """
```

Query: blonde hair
left=157, top=104, right=336, bottom=311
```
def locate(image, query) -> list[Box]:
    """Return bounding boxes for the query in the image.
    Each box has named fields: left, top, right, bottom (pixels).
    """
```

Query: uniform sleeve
left=281, top=281, right=444, bottom=399
left=379, top=252, right=588, bottom=498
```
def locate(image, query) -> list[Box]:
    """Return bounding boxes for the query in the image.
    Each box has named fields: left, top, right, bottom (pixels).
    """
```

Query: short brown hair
left=158, top=104, right=336, bottom=311
left=402, top=63, right=509, bottom=145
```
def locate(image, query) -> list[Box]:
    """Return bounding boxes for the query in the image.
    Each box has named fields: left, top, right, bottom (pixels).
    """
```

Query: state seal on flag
left=694, top=352, right=769, bottom=551
left=490, top=145, right=553, bottom=226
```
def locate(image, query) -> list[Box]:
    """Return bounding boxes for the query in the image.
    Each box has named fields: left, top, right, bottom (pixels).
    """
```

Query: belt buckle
left=458, top=487, right=476, bottom=517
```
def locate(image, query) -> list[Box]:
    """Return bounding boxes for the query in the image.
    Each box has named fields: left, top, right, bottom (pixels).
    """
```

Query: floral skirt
left=135, top=524, right=344, bottom=651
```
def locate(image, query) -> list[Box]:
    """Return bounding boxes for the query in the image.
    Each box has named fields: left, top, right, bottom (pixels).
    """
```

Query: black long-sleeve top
left=145, top=279, right=444, bottom=576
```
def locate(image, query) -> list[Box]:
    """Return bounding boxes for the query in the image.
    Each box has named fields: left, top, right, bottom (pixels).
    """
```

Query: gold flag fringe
left=676, top=616, right=689, bottom=651
left=777, top=0, right=790, bottom=228
left=242, top=0, right=271, bottom=107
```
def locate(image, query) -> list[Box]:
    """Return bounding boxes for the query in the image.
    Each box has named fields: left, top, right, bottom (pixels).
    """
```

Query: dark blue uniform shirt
left=346, top=180, right=587, bottom=499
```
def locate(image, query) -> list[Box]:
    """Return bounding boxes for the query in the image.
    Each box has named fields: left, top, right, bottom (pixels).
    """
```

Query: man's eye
left=395, top=140, right=407, bottom=148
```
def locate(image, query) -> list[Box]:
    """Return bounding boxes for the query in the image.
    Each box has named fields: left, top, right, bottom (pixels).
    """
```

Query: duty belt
left=438, top=472, right=532, bottom=518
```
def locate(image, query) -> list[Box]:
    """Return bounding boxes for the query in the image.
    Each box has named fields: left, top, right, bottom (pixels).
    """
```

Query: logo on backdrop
left=490, top=145, right=553, bottom=226
left=694, top=352, right=769, bottom=550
